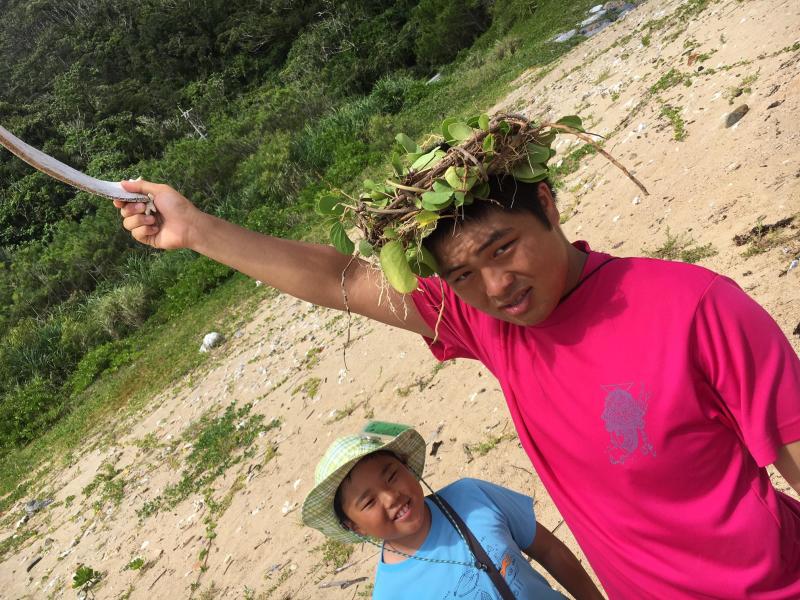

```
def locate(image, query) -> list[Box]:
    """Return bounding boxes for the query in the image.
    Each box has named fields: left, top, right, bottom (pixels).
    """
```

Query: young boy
left=116, top=121, right=800, bottom=597
left=301, top=422, right=604, bottom=599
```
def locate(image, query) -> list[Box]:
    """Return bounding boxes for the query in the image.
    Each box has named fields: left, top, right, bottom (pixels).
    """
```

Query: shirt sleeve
left=691, top=276, right=800, bottom=466
left=410, top=276, right=484, bottom=362
left=473, top=479, right=537, bottom=551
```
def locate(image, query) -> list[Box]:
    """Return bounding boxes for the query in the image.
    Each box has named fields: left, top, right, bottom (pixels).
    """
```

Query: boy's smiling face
left=339, top=453, right=430, bottom=553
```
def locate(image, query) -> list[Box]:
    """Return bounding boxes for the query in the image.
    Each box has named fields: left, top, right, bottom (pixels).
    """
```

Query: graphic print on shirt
left=448, top=542, right=522, bottom=599
left=601, top=383, right=656, bottom=464
left=451, top=568, right=492, bottom=599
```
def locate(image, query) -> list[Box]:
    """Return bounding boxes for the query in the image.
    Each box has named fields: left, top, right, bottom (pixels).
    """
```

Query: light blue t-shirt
left=373, top=478, right=565, bottom=599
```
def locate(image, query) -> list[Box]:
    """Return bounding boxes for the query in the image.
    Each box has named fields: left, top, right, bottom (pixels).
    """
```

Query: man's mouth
left=393, top=501, right=411, bottom=522
left=499, top=287, right=532, bottom=316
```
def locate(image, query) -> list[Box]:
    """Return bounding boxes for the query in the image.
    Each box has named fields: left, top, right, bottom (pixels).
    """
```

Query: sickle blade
left=0, top=125, right=148, bottom=202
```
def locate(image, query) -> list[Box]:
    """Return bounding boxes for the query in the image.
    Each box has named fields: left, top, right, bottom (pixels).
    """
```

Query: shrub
left=156, top=256, right=233, bottom=319
left=411, top=0, right=491, bottom=71
left=0, top=376, right=61, bottom=450
left=68, top=339, right=139, bottom=398
left=368, top=75, right=426, bottom=115
left=85, top=282, right=151, bottom=339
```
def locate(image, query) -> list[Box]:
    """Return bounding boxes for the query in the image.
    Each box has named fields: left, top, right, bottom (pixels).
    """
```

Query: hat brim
left=301, top=428, right=426, bottom=544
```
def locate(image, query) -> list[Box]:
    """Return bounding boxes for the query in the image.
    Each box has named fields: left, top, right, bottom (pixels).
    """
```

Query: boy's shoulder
left=437, top=478, right=524, bottom=508
left=438, top=477, right=483, bottom=495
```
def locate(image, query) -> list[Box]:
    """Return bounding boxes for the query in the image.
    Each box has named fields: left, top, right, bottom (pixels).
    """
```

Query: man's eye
left=494, top=241, right=514, bottom=257
left=363, top=499, right=375, bottom=510
left=388, top=470, right=397, bottom=482
left=454, top=271, right=470, bottom=283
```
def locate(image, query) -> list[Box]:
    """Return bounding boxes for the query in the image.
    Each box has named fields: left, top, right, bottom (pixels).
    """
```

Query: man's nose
left=483, top=266, right=514, bottom=299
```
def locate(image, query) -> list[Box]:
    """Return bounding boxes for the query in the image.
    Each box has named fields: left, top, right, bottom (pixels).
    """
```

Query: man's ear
left=536, top=182, right=560, bottom=227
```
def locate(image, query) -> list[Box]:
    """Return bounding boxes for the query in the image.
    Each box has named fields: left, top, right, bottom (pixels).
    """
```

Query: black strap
left=433, top=495, right=516, bottom=600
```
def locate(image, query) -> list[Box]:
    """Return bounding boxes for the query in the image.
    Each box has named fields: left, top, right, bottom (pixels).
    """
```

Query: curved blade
left=0, top=125, right=148, bottom=202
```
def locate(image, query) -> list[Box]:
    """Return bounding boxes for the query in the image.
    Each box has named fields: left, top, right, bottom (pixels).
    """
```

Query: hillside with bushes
left=0, top=0, right=593, bottom=462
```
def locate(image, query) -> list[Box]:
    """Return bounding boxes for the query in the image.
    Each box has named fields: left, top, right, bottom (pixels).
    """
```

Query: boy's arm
left=115, top=179, right=434, bottom=337
left=524, top=523, right=604, bottom=600
left=775, top=440, right=800, bottom=496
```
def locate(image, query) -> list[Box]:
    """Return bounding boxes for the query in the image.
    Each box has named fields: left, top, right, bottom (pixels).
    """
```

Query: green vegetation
left=126, top=557, right=145, bottom=571
left=649, top=68, right=692, bottom=94
left=72, top=564, right=101, bottom=590
left=83, top=462, right=126, bottom=509
left=468, top=431, right=518, bottom=456
left=660, top=104, right=687, bottom=141
left=0, top=0, right=608, bottom=500
left=735, top=215, right=798, bottom=258
left=645, top=229, right=718, bottom=263
left=292, top=376, right=322, bottom=399
left=328, top=401, right=361, bottom=423
left=357, top=583, right=376, bottom=597
left=726, top=71, right=760, bottom=104
left=136, top=404, right=279, bottom=519
left=315, top=539, right=355, bottom=570
left=0, top=526, right=37, bottom=563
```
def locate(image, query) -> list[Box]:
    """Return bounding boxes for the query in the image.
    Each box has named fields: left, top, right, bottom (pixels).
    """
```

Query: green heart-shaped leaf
left=512, top=162, right=549, bottom=183
left=472, top=181, right=490, bottom=198
left=432, top=180, right=453, bottom=194
left=421, top=190, right=454, bottom=206
left=478, top=113, right=490, bottom=131
left=358, top=240, right=374, bottom=257
left=538, top=130, right=557, bottom=146
left=330, top=222, right=355, bottom=255
left=406, top=245, right=439, bottom=278
left=380, top=241, right=418, bottom=293
left=526, top=143, right=551, bottom=164
left=448, top=122, right=473, bottom=141
left=411, top=148, right=445, bottom=172
left=415, top=210, right=440, bottom=227
left=556, top=115, right=584, bottom=131
left=395, top=133, right=420, bottom=154
left=441, top=117, right=459, bottom=141
left=483, top=133, right=495, bottom=152
left=391, top=151, right=405, bottom=176
left=316, top=195, right=345, bottom=216
left=444, top=166, right=477, bottom=192
left=422, top=196, right=453, bottom=211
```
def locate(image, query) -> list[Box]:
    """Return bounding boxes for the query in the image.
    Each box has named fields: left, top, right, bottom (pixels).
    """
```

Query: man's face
left=434, top=194, right=580, bottom=326
left=339, top=453, right=429, bottom=546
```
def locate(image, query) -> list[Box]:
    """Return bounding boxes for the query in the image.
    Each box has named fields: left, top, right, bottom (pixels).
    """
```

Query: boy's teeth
left=395, top=503, right=409, bottom=519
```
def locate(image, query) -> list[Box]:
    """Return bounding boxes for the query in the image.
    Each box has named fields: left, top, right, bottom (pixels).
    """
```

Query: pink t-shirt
left=411, top=242, right=800, bottom=599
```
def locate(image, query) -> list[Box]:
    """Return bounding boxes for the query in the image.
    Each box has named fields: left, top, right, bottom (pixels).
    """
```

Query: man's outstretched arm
left=115, top=179, right=434, bottom=337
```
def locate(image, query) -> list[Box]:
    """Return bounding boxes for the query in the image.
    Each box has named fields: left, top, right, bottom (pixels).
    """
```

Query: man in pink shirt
left=116, top=173, right=800, bottom=597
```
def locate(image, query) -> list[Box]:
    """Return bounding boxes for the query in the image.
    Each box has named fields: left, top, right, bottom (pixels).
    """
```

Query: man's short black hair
left=422, top=175, right=555, bottom=257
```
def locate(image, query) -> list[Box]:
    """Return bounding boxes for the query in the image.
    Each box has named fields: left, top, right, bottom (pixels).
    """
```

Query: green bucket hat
left=301, top=421, right=426, bottom=544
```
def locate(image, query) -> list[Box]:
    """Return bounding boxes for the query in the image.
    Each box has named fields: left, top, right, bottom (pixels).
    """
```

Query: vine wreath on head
left=317, top=113, right=648, bottom=294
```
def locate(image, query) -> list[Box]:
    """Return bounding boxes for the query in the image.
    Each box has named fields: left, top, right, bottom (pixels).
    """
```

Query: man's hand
left=774, top=440, right=800, bottom=496
left=114, top=179, right=201, bottom=250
